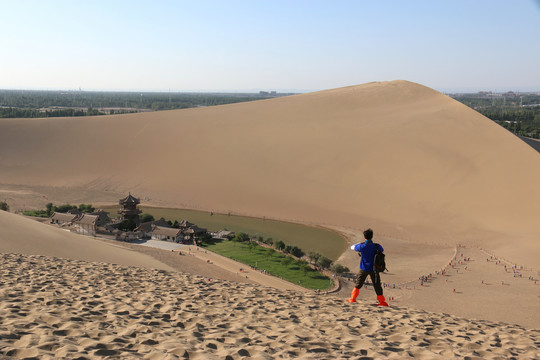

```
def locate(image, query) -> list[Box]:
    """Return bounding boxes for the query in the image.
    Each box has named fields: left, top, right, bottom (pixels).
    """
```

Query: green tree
left=118, top=219, right=136, bottom=232
left=331, top=263, right=350, bottom=275
left=140, top=213, right=155, bottom=223
left=290, top=246, right=304, bottom=258
left=233, top=232, right=250, bottom=242
left=0, top=201, right=9, bottom=211
left=317, top=256, right=333, bottom=269
left=274, top=240, right=286, bottom=250
left=55, top=204, right=77, bottom=213
left=78, top=204, right=95, bottom=213
left=308, top=251, right=321, bottom=264
left=45, top=202, right=54, bottom=216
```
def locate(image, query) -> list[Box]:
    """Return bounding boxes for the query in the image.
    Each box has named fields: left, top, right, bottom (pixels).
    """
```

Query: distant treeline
left=0, top=107, right=107, bottom=118
left=0, top=89, right=289, bottom=118
left=452, top=93, right=540, bottom=139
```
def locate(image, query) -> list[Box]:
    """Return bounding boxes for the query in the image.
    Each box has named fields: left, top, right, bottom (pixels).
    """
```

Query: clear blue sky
left=1, top=0, right=539, bottom=92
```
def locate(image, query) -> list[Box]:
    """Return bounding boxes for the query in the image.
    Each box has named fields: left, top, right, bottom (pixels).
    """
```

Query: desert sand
left=1, top=252, right=538, bottom=359
left=1, top=80, right=539, bottom=268
left=0, top=210, right=173, bottom=271
left=1, top=81, right=539, bottom=357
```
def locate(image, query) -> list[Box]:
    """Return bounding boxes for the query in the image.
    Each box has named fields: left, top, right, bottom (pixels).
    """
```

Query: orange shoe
left=348, top=288, right=360, bottom=303
left=377, top=295, right=389, bottom=307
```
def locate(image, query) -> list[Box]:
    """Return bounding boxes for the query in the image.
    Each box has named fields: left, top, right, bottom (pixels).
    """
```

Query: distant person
left=348, top=228, right=388, bottom=306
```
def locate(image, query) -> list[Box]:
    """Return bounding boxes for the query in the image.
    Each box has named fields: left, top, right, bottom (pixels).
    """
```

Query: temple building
left=73, top=214, right=98, bottom=236
left=118, top=193, right=142, bottom=225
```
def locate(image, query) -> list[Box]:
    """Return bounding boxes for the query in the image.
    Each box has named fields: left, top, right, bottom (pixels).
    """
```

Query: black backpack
left=373, top=243, right=387, bottom=273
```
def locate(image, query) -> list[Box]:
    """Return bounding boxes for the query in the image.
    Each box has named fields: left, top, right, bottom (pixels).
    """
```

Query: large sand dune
left=1, top=80, right=539, bottom=267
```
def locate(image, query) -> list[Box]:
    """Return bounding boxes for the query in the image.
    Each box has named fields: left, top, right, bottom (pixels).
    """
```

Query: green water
left=103, top=206, right=346, bottom=260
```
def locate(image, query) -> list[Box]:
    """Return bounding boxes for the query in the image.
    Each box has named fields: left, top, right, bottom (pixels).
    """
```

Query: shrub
left=118, top=219, right=137, bottom=232
left=140, top=213, right=155, bottom=223
left=290, top=246, right=305, bottom=258
left=308, top=251, right=321, bottom=264
left=331, top=263, right=350, bottom=275
left=22, top=210, right=48, bottom=217
left=78, top=204, right=95, bottom=213
left=317, top=256, right=333, bottom=269
left=274, top=240, right=285, bottom=250
left=55, top=204, right=77, bottom=213
left=0, top=201, right=9, bottom=211
left=233, top=232, right=250, bottom=242
left=45, top=202, right=54, bottom=216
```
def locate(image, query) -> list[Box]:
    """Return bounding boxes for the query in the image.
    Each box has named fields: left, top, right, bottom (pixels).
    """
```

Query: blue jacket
left=351, top=240, right=383, bottom=272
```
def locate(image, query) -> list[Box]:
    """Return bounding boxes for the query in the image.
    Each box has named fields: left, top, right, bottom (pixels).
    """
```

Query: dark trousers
left=355, top=270, right=383, bottom=296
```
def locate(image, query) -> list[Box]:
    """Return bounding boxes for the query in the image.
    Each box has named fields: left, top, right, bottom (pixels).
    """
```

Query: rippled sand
left=1, top=253, right=537, bottom=359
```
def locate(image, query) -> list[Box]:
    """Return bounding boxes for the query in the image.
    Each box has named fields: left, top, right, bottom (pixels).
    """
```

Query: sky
left=0, top=0, right=539, bottom=93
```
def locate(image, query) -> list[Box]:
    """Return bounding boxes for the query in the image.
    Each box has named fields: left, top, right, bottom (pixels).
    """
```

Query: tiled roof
left=50, top=212, right=78, bottom=222
left=149, top=226, right=183, bottom=237
left=135, top=219, right=170, bottom=233
left=119, top=193, right=140, bottom=206
left=74, top=214, right=99, bottom=225
left=185, top=225, right=207, bottom=234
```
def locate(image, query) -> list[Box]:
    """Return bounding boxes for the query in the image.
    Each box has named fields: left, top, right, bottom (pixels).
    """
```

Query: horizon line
left=1, top=85, right=539, bottom=94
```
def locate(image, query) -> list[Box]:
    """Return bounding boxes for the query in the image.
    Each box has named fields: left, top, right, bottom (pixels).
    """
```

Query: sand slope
left=0, top=210, right=173, bottom=271
left=1, top=80, right=539, bottom=267
left=1, top=253, right=537, bottom=359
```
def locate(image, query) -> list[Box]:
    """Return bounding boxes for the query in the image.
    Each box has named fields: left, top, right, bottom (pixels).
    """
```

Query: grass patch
left=202, top=239, right=332, bottom=290
left=22, top=210, right=49, bottom=217
left=100, top=205, right=346, bottom=260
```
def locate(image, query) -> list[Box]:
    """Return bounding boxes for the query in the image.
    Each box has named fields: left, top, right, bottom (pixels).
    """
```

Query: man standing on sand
left=348, top=228, right=388, bottom=306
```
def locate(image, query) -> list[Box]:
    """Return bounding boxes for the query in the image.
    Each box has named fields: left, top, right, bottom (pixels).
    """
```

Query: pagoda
left=118, top=193, right=142, bottom=224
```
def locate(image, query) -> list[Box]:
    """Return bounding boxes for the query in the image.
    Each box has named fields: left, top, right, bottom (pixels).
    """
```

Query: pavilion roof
left=119, top=193, right=140, bottom=206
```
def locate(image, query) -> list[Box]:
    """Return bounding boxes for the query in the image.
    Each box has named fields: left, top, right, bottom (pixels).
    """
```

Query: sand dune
left=1, top=81, right=539, bottom=358
left=1, top=253, right=538, bottom=359
left=0, top=210, right=173, bottom=271
left=0, top=80, right=539, bottom=269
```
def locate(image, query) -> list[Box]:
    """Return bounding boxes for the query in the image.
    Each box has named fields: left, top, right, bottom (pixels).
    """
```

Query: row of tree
left=0, top=89, right=283, bottom=118
left=230, top=232, right=350, bottom=275
left=451, top=93, right=540, bottom=108
left=452, top=93, right=540, bottom=139
left=0, top=107, right=106, bottom=118
left=22, top=203, right=95, bottom=218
